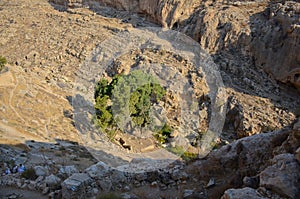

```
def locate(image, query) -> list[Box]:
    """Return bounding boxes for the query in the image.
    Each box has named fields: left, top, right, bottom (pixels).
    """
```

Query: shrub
left=153, top=124, right=173, bottom=144
left=0, top=56, right=7, bottom=72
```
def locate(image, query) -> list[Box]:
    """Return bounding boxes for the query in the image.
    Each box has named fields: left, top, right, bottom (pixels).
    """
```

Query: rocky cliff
left=0, top=0, right=299, bottom=198
left=50, top=0, right=300, bottom=91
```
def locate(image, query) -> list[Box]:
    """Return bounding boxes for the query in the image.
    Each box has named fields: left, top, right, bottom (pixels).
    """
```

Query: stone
left=206, top=178, right=215, bottom=188
left=183, top=189, right=194, bottom=198
left=59, top=165, right=78, bottom=177
left=259, top=153, right=300, bottom=199
left=85, top=161, right=111, bottom=179
left=35, top=175, right=44, bottom=183
left=92, top=188, right=99, bottom=195
left=293, top=118, right=300, bottom=131
left=221, top=187, right=264, bottom=199
left=44, top=174, right=61, bottom=189
left=243, top=176, right=259, bottom=189
left=99, top=178, right=112, bottom=192
left=61, top=173, right=92, bottom=199
left=121, top=193, right=139, bottom=199
left=34, top=166, right=48, bottom=176
left=295, top=147, right=300, bottom=164
left=251, top=1, right=300, bottom=91
left=171, top=169, right=188, bottom=181
left=42, top=187, right=50, bottom=195
left=48, top=192, right=55, bottom=199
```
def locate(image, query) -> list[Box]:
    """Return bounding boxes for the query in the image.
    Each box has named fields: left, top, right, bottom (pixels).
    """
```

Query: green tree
left=94, top=70, right=167, bottom=140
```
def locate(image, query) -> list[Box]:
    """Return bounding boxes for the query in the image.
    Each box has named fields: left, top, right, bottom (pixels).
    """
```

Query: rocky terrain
left=0, top=0, right=299, bottom=198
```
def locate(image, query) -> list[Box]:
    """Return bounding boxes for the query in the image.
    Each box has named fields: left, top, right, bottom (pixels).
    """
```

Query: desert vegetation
left=93, top=70, right=170, bottom=142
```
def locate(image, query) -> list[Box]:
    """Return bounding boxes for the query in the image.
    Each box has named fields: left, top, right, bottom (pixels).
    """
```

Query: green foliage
left=112, top=70, right=166, bottom=128
left=0, top=56, right=7, bottom=72
left=94, top=70, right=166, bottom=140
left=154, top=124, right=173, bottom=144
left=20, top=168, right=37, bottom=180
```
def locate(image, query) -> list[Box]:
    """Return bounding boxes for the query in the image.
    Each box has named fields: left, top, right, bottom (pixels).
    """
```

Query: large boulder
left=61, top=173, right=92, bottom=199
left=259, top=153, right=300, bottom=199
left=44, top=174, right=61, bottom=189
left=34, top=166, right=49, bottom=177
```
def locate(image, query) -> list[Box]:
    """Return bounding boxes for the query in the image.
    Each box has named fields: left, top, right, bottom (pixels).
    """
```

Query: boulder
left=34, top=166, right=49, bottom=177
left=85, top=161, right=111, bottom=179
left=59, top=165, right=78, bottom=177
left=44, top=174, right=61, bottom=189
left=221, top=187, right=264, bottom=199
left=61, top=173, right=92, bottom=199
left=259, top=153, right=300, bottom=199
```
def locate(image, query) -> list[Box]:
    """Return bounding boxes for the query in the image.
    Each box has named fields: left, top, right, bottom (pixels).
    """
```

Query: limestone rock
left=44, top=174, right=61, bottom=189
left=61, top=173, right=92, bottom=199
left=252, top=1, right=300, bottom=90
left=50, top=0, right=201, bottom=28
left=221, top=187, right=265, bottom=199
left=259, top=153, right=300, bottom=199
left=85, top=161, right=111, bottom=179
left=34, top=166, right=49, bottom=177
left=59, top=165, right=79, bottom=177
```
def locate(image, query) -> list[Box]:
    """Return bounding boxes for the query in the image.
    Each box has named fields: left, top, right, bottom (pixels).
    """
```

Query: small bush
left=0, top=56, right=7, bottom=72
left=20, top=168, right=37, bottom=180
left=153, top=124, right=173, bottom=144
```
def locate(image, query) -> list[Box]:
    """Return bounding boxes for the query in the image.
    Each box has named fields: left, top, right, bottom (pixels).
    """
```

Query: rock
left=293, top=118, right=300, bottom=131
left=140, top=144, right=155, bottom=153
left=190, top=129, right=291, bottom=198
left=35, top=175, right=44, bottom=183
left=259, top=153, right=300, bottom=199
left=59, top=165, right=78, bottom=177
left=61, top=173, right=92, bottom=199
left=85, top=161, right=111, bottom=179
left=28, top=181, right=37, bottom=190
left=92, top=188, right=99, bottom=195
left=42, top=187, right=50, bottom=195
left=206, top=178, right=215, bottom=188
left=99, top=178, right=112, bottom=192
left=171, top=169, right=188, bottom=181
left=44, top=174, right=61, bottom=189
left=34, top=166, right=48, bottom=176
left=110, top=169, right=126, bottom=184
left=28, top=153, right=49, bottom=165
left=48, top=192, right=55, bottom=199
left=121, top=193, right=138, bottom=199
left=295, top=147, right=300, bottom=164
left=251, top=1, right=300, bottom=90
left=221, top=187, right=264, bottom=199
left=50, top=0, right=201, bottom=28
left=243, top=176, right=259, bottom=189
left=183, top=189, right=194, bottom=198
